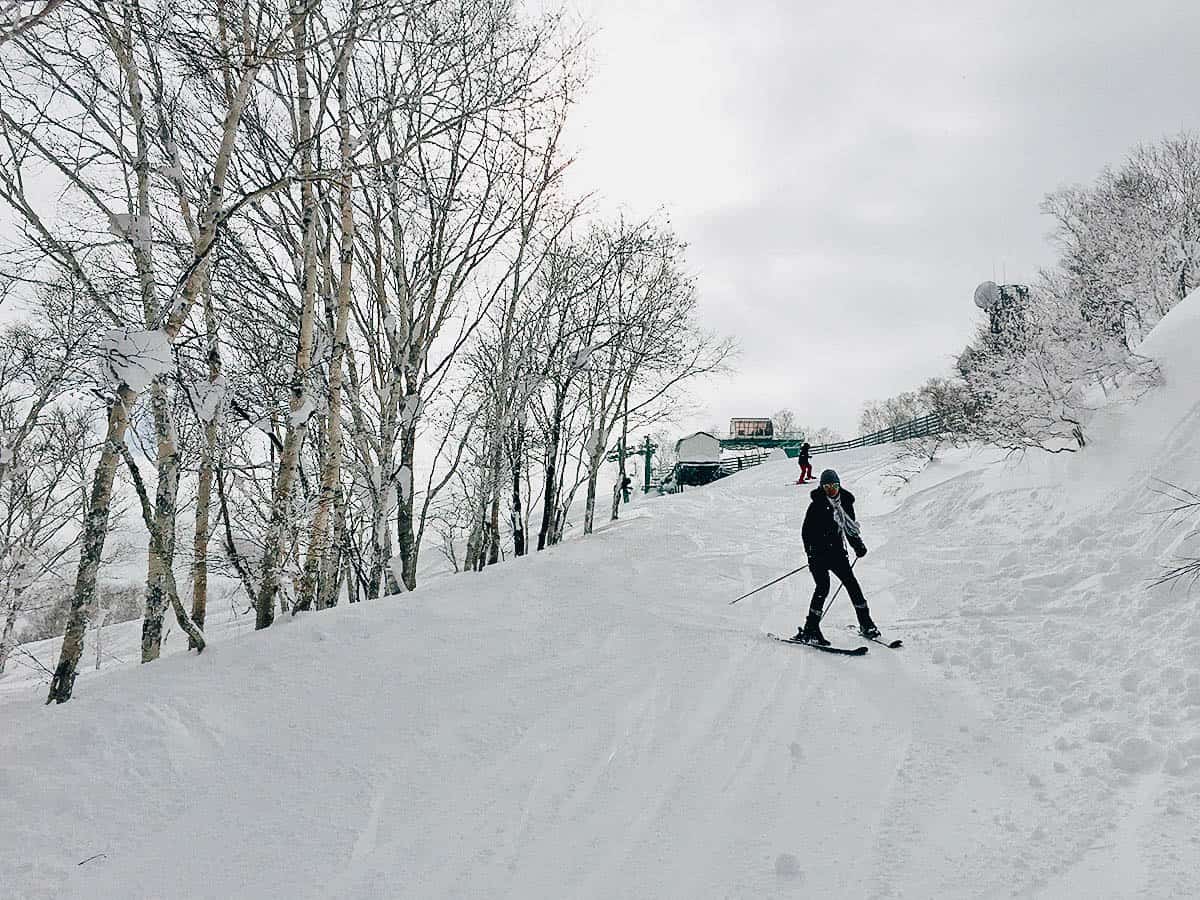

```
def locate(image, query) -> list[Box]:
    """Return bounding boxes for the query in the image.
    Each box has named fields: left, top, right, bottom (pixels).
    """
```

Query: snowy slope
left=3, top=296, right=1200, bottom=899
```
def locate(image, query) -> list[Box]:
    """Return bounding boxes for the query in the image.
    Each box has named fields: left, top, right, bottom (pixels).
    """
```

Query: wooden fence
left=805, top=413, right=957, bottom=455
left=718, top=450, right=771, bottom=474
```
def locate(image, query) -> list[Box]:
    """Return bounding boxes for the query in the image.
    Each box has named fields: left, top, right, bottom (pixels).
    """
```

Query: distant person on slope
left=796, top=442, right=813, bottom=484
left=795, top=469, right=880, bottom=644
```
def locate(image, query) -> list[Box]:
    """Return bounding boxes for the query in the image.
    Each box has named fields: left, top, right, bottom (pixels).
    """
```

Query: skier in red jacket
left=795, top=442, right=812, bottom=484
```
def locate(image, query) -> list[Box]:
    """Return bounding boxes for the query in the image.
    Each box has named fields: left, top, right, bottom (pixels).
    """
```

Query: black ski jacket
left=798, top=444, right=811, bottom=464
left=802, top=487, right=864, bottom=561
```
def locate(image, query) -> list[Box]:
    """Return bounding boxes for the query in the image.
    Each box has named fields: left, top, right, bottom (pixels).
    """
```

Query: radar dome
left=974, top=281, right=1001, bottom=311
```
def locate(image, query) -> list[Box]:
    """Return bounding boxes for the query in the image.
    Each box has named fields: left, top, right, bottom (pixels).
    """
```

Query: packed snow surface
left=3, top=295, right=1200, bottom=898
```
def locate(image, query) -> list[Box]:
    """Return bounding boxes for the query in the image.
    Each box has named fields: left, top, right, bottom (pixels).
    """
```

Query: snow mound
left=1137, top=287, right=1200, bottom=374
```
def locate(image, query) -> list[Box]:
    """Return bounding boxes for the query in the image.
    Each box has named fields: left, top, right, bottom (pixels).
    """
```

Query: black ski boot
left=795, top=612, right=830, bottom=646
left=855, top=608, right=880, bottom=640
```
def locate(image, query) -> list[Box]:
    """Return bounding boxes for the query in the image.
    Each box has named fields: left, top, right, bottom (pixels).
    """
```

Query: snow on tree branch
left=97, top=328, right=173, bottom=394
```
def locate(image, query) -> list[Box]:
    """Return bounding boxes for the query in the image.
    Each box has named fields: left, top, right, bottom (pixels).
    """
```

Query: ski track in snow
left=5, top=300, right=1200, bottom=898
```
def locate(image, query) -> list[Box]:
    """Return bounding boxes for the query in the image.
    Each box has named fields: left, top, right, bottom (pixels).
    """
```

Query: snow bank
left=1136, top=286, right=1200, bottom=370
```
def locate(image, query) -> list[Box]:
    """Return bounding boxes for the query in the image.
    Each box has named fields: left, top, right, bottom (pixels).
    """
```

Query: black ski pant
left=808, top=552, right=869, bottom=619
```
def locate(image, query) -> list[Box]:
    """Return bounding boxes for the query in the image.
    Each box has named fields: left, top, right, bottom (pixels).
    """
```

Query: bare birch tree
left=294, top=0, right=362, bottom=613
left=343, top=2, right=573, bottom=593
left=0, top=0, right=293, bottom=701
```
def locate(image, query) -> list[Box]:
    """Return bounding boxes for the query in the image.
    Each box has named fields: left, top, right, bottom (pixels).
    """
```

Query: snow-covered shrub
left=956, top=287, right=1157, bottom=453
left=1042, top=132, right=1200, bottom=347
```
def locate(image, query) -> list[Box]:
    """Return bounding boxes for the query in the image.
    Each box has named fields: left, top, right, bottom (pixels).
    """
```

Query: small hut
left=674, top=431, right=722, bottom=486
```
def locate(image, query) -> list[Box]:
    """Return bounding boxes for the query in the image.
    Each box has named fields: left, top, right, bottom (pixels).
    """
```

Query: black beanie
left=819, top=469, right=839, bottom=485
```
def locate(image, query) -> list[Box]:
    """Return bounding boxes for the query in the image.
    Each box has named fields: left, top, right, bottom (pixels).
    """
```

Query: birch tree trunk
left=318, top=484, right=348, bottom=609
left=120, top=445, right=206, bottom=653
left=141, top=384, right=180, bottom=662
left=509, top=420, right=526, bottom=556
left=191, top=292, right=221, bottom=648
left=47, top=389, right=134, bottom=702
left=537, top=390, right=566, bottom=550
left=298, top=9, right=357, bottom=611
left=583, top=457, right=600, bottom=535
left=0, top=577, right=24, bottom=675
left=487, top=490, right=502, bottom=566
left=393, top=419, right=417, bottom=590
left=610, top=389, right=631, bottom=522
left=255, top=1, right=322, bottom=629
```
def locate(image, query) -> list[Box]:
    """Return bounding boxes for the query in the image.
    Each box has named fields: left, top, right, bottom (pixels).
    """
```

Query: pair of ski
left=767, top=629, right=902, bottom=656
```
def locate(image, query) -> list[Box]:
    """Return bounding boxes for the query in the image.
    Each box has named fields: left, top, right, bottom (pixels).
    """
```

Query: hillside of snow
left=3, top=295, right=1200, bottom=898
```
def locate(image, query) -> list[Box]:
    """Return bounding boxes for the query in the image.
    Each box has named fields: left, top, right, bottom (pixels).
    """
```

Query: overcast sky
left=561, top=0, right=1200, bottom=435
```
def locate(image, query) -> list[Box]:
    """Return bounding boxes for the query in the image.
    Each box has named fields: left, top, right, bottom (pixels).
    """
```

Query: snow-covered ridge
left=2, top=295, right=1199, bottom=898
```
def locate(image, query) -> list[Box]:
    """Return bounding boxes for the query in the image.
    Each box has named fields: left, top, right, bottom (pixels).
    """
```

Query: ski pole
left=728, top=564, right=809, bottom=605
left=818, top=556, right=858, bottom=620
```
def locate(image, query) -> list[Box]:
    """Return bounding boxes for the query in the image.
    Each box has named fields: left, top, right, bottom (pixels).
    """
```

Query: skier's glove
left=851, top=540, right=867, bottom=558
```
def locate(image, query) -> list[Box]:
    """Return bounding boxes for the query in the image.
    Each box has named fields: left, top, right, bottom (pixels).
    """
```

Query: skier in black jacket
left=796, top=468, right=879, bottom=644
